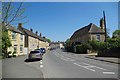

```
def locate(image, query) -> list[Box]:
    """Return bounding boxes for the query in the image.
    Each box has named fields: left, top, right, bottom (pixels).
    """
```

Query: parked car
left=28, top=50, right=42, bottom=60
left=40, top=48, right=46, bottom=53
left=35, top=48, right=46, bottom=55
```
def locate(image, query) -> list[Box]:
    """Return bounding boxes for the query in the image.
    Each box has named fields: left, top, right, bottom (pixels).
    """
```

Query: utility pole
left=103, top=11, right=107, bottom=42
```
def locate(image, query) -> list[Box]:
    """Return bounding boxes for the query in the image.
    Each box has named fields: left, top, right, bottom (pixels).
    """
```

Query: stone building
left=70, top=18, right=105, bottom=46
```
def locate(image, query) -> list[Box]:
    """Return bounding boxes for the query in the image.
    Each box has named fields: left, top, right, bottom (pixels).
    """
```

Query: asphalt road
left=42, top=49, right=119, bottom=79
left=2, top=55, right=43, bottom=78
left=1, top=49, right=119, bottom=79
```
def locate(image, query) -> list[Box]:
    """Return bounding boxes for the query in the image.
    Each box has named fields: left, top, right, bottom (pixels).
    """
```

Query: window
left=12, top=32, right=16, bottom=39
left=14, top=45, right=17, bottom=52
left=20, top=45, right=23, bottom=53
left=96, top=34, right=100, bottom=41
left=20, top=34, right=23, bottom=40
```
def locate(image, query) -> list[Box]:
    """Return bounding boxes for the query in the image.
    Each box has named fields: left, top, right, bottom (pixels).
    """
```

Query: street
left=42, top=49, right=119, bottom=78
left=2, top=55, right=43, bottom=78
left=1, top=49, right=119, bottom=79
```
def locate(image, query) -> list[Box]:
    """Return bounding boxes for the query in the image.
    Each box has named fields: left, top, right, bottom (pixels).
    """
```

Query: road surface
left=42, top=49, right=119, bottom=79
left=2, top=55, right=43, bottom=78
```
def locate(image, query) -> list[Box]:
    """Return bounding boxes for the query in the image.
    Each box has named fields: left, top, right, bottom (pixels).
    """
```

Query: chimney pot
left=30, top=28, right=33, bottom=32
left=36, top=31, right=38, bottom=35
left=43, top=36, right=46, bottom=38
left=18, top=23, right=22, bottom=27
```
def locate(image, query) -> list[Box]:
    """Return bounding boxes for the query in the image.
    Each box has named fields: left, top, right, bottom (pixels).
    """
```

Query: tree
left=2, top=2, right=27, bottom=26
left=1, top=2, right=26, bottom=58
left=65, top=38, right=70, bottom=47
left=2, top=30, right=12, bottom=58
left=112, top=30, right=120, bottom=38
left=65, top=39, right=72, bottom=52
left=107, top=37, right=120, bottom=48
left=46, top=38, right=51, bottom=43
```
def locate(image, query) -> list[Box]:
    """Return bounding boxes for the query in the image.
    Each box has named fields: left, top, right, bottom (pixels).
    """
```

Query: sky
left=12, top=2, right=118, bottom=42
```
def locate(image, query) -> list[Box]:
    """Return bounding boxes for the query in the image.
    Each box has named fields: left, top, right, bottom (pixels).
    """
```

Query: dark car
left=40, top=48, right=46, bottom=53
left=28, top=50, right=42, bottom=60
left=35, top=48, right=46, bottom=55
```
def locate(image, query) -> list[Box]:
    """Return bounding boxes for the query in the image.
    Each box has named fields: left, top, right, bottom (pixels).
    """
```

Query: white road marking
left=82, top=62, right=91, bottom=66
left=92, top=66, right=106, bottom=70
left=40, top=60, right=43, bottom=64
left=40, top=65, right=43, bottom=68
left=61, top=57, right=75, bottom=61
left=103, top=72, right=115, bottom=74
left=66, top=58, right=75, bottom=61
left=74, top=63, right=95, bottom=72
left=54, top=54, right=59, bottom=57
left=81, top=62, right=106, bottom=70
left=54, top=53, right=75, bottom=62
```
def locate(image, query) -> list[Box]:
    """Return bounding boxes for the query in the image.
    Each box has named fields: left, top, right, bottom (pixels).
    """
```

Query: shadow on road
left=24, top=58, right=42, bottom=62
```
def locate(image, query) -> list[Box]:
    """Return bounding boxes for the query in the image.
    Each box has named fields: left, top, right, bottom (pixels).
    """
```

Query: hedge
left=76, top=43, right=92, bottom=54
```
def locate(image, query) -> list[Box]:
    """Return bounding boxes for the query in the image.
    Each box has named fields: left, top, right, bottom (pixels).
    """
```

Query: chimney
left=43, top=36, right=46, bottom=38
left=30, top=28, right=33, bottom=32
left=40, top=33, right=42, bottom=37
left=100, top=18, right=105, bottom=30
left=36, top=31, right=38, bottom=35
left=18, top=23, right=22, bottom=28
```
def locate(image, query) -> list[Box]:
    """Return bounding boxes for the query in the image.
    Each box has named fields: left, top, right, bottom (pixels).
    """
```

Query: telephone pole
left=103, top=11, right=107, bottom=42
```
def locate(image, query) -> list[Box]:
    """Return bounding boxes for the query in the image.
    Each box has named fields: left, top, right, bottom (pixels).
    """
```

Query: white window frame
left=96, top=34, right=100, bottom=41
left=14, top=45, right=17, bottom=52
left=20, top=34, right=23, bottom=40
left=20, top=45, right=23, bottom=53
left=12, top=32, right=16, bottom=39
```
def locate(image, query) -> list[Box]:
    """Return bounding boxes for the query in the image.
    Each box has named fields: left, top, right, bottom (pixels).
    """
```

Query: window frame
left=20, top=45, right=23, bottom=53
left=20, top=34, right=23, bottom=40
left=96, top=34, right=100, bottom=41
left=14, top=45, right=17, bottom=52
left=12, top=31, right=16, bottom=39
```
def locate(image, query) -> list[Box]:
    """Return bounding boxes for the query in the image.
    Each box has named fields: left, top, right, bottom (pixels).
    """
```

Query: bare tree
left=2, top=2, right=27, bottom=26
left=1, top=2, right=27, bottom=58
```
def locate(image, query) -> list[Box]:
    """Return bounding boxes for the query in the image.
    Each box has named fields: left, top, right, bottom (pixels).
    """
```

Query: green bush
left=88, top=40, right=100, bottom=51
left=12, top=51, right=16, bottom=57
left=97, top=42, right=108, bottom=52
left=76, top=43, right=92, bottom=54
left=88, top=40, right=108, bottom=52
left=107, top=38, right=120, bottom=49
left=66, top=46, right=74, bottom=52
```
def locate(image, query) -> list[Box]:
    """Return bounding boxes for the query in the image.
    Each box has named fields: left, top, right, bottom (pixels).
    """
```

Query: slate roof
left=38, top=36, right=47, bottom=42
left=4, top=25, right=24, bottom=35
left=18, top=27, right=47, bottom=42
left=70, top=23, right=105, bottom=39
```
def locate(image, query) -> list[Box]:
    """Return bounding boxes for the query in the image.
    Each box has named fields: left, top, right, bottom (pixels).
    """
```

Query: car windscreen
left=41, top=48, right=45, bottom=50
left=35, top=49, right=40, bottom=51
left=30, top=51, right=39, bottom=54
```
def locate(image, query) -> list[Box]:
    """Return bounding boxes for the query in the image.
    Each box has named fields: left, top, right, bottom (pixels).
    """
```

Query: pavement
left=2, top=55, right=43, bottom=78
left=42, top=49, right=119, bottom=79
left=85, top=56, right=120, bottom=64
left=63, top=50, right=120, bottom=64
